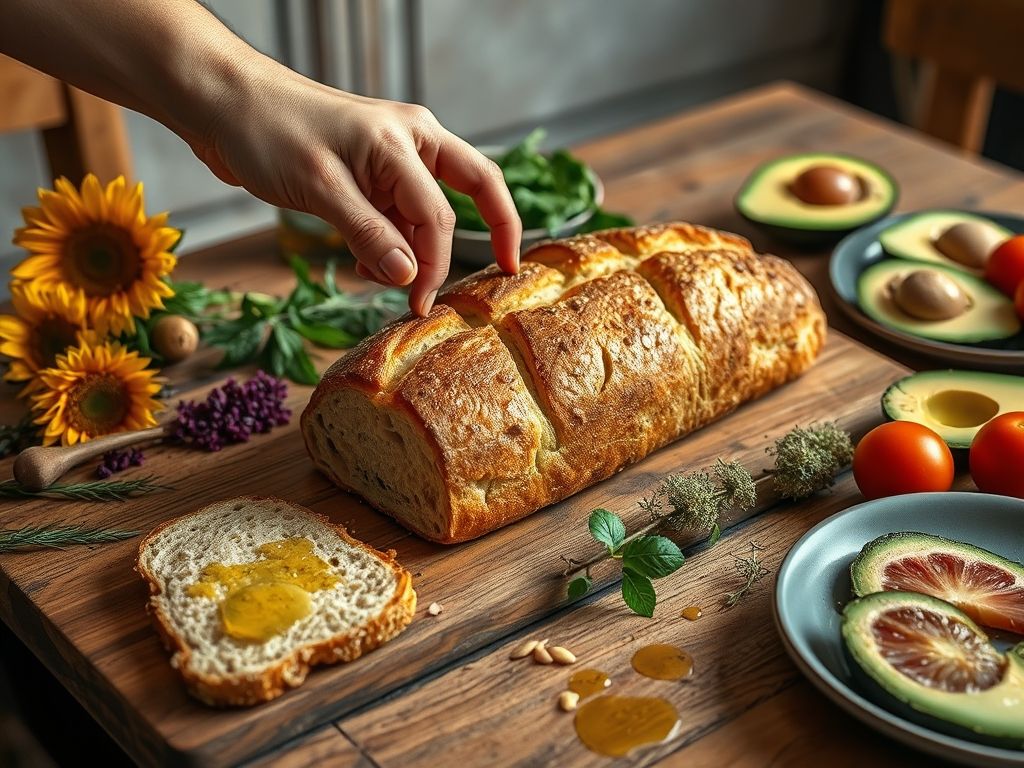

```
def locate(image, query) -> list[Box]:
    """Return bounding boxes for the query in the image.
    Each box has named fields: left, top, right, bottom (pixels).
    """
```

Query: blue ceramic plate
left=829, top=211, right=1024, bottom=370
left=774, top=492, right=1024, bottom=767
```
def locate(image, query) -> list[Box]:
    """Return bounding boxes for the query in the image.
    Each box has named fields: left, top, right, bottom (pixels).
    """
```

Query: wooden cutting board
left=0, top=330, right=907, bottom=767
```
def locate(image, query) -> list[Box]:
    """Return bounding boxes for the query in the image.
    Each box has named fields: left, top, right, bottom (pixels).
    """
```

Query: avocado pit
left=933, top=221, right=1005, bottom=270
left=886, top=269, right=971, bottom=321
left=791, top=165, right=864, bottom=206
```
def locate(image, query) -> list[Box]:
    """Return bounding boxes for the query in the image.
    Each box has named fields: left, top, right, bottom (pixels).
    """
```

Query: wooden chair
left=884, top=0, right=1024, bottom=153
left=0, top=54, right=132, bottom=183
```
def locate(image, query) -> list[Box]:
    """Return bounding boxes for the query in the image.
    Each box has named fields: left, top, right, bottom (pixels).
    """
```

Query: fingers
left=389, top=160, right=457, bottom=316
left=433, top=131, right=521, bottom=274
left=306, top=156, right=418, bottom=289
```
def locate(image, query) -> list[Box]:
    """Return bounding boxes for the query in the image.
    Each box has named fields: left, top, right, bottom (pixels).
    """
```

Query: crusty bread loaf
left=136, top=497, right=415, bottom=706
left=302, top=222, right=826, bottom=544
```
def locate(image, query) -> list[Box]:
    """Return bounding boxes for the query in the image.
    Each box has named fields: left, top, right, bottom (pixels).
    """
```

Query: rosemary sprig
left=0, top=525, right=139, bottom=553
left=0, top=476, right=173, bottom=501
left=723, top=543, right=770, bottom=608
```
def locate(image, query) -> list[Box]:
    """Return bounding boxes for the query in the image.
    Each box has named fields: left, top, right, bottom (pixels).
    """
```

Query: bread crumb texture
left=137, top=497, right=415, bottom=705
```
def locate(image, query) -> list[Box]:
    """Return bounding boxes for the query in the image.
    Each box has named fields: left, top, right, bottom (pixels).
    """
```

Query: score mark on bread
left=136, top=497, right=416, bottom=706
left=301, top=222, right=827, bottom=544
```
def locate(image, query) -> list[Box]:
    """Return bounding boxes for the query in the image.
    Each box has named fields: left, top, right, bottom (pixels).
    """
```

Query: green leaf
left=208, top=318, right=266, bottom=368
left=283, top=348, right=320, bottom=385
left=287, top=306, right=358, bottom=348
left=588, top=509, right=625, bottom=553
left=708, top=522, right=722, bottom=547
left=621, top=568, right=657, bottom=617
left=621, top=536, right=684, bottom=579
left=567, top=575, right=592, bottom=600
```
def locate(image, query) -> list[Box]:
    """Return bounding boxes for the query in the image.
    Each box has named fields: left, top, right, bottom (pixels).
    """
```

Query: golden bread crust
left=135, top=496, right=417, bottom=707
left=301, top=222, right=826, bottom=543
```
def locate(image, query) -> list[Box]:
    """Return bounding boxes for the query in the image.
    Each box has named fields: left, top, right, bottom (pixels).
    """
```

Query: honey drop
left=221, top=582, right=312, bottom=641
left=568, top=668, right=611, bottom=699
left=574, top=695, right=680, bottom=757
left=631, top=644, right=694, bottom=681
left=681, top=606, right=702, bottom=621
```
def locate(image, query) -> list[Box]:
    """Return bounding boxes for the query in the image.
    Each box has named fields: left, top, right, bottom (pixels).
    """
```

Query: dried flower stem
left=723, top=542, right=770, bottom=607
left=0, top=476, right=172, bottom=501
left=0, top=525, right=138, bottom=553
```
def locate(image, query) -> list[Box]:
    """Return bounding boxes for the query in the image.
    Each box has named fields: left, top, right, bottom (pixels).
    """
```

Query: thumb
left=308, top=161, right=418, bottom=288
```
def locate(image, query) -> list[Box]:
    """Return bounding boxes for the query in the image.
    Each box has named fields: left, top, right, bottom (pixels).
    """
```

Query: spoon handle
left=13, top=425, right=168, bottom=491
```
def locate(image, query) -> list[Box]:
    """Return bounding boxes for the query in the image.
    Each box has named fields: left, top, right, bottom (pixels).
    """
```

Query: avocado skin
left=735, top=209, right=894, bottom=250
left=842, top=591, right=1024, bottom=747
left=841, top=638, right=1024, bottom=751
left=879, top=370, right=1024, bottom=450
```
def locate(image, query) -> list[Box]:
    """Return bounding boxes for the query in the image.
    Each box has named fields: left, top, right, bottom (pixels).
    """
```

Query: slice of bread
left=136, top=496, right=416, bottom=706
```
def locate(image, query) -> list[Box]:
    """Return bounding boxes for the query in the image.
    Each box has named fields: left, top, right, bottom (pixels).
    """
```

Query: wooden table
left=2, top=81, right=1022, bottom=767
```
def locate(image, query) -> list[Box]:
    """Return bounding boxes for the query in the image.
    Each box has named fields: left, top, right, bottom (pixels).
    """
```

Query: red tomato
left=853, top=421, right=955, bottom=500
left=985, top=235, right=1024, bottom=296
left=970, top=412, right=1024, bottom=499
left=1016, top=280, right=1024, bottom=321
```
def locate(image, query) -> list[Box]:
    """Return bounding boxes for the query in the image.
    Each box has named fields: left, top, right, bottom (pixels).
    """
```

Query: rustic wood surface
left=1, top=81, right=1022, bottom=767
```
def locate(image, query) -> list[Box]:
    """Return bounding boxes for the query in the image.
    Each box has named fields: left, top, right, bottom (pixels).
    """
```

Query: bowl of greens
left=443, top=129, right=632, bottom=267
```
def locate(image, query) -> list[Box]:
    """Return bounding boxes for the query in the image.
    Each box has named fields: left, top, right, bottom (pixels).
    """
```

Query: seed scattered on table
left=549, top=646, right=577, bottom=665
left=558, top=691, right=580, bottom=712
left=533, top=642, right=554, bottom=665
left=509, top=639, right=539, bottom=660
left=427, top=602, right=443, bottom=616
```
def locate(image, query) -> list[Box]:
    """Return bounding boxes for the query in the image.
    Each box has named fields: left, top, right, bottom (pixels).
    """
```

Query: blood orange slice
left=851, top=532, right=1024, bottom=634
left=842, top=591, right=1024, bottom=743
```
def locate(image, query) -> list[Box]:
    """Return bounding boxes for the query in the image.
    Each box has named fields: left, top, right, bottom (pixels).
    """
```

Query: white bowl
left=450, top=145, right=605, bottom=268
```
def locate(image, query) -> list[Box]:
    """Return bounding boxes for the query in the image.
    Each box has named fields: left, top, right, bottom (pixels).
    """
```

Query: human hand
left=188, top=63, right=521, bottom=316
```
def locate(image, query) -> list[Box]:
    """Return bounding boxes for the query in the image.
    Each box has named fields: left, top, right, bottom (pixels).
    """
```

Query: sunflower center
left=68, top=374, right=131, bottom=434
left=64, top=223, right=141, bottom=296
left=31, top=316, right=79, bottom=369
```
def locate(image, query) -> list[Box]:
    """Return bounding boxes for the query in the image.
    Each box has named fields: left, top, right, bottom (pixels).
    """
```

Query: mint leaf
left=588, top=509, right=625, bottom=553
left=621, top=536, right=684, bottom=579
left=621, top=569, right=657, bottom=617
left=567, top=575, right=591, bottom=600
left=708, top=522, right=722, bottom=547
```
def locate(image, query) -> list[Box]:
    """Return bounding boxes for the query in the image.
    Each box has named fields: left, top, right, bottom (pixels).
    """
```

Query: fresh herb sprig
left=723, top=543, right=770, bottom=608
left=0, top=525, right=138, bottom=553
left=139, top=258, right=406, bottom=385
left=564, top=509, right=684, bottom=617
left=562, top=423, right=854, bottom=616
left=0, top=476, right=172, bottom=501
left=441, top=128, right=633, bottom=234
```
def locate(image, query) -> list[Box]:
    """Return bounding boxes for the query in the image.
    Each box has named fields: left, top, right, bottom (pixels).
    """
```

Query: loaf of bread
left=302, top=222, right=826, bottom=543
left=136, top=497, right=415, bottom=706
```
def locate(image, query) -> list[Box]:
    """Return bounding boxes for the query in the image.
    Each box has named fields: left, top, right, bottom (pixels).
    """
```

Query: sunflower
left=12, top=174, right=179, bottom=336
left=31, top=339, right=162, bottom=446
left=0, top=281, right=89, bottom=396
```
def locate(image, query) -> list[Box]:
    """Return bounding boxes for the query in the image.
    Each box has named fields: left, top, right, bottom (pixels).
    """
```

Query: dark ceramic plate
left=829, top=211, right=1024, bottom=370
left=774, top=492, right=1024, bottom=767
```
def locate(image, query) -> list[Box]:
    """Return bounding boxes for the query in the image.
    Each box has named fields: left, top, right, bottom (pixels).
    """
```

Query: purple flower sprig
left=170, top=370, right=291, bottom=452
left=97, top=448, right=145, bottom=479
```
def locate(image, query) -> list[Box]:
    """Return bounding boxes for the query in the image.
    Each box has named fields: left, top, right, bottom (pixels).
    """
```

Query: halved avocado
left=851, top=531, right=1024, bottom=633
left=879, top=210, right=1013, bottom=274
left=843, top=591, right=1024, bottom=746
left=857, top=258, right=1020, bottom=343
left=882, top=370, right=1024, bottom=449
left=735, top=153, right=897, bottom=248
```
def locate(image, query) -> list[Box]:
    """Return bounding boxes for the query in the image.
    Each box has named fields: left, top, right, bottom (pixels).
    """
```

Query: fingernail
left=421, top=290, right=438, bottom=315
left=379, top=249, right=415, bottom=285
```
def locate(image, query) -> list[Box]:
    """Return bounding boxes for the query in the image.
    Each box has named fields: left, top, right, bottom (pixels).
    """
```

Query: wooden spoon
left=14, top=425, right=168, bottom=491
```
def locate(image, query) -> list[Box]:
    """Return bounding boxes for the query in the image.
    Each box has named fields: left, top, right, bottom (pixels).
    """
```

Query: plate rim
left=773, top=491, right=1024, bottom=766
left=828, top=210, right=1024, bottom=367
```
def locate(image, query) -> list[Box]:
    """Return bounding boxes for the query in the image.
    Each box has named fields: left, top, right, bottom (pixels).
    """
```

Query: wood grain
left=338, top=469, right=973, bottom=767
left=2, top=81, right=1023, bottom=767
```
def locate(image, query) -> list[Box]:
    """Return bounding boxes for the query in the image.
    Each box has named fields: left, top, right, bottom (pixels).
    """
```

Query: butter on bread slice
left=136, top=496, right=415, bottom=706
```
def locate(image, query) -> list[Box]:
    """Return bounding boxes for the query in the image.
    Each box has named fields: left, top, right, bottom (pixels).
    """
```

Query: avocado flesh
left=735, top=153, right=896, bottom=231
left=843, top=591, right=1024, bottom=743
left=879, top=211, right=1013, bottom=275
left=857, top=258, right=1020, bottom=343
left=882, top=370, right=1024, bottom=449
left=851, top=532, right=1024, bottom=606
